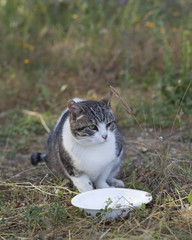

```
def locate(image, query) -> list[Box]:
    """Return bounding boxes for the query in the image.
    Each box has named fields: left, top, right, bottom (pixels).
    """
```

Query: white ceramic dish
left=71, top=188, right=152, bottom=219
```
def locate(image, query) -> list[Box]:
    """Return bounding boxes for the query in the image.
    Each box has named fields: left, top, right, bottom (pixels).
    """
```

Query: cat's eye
left=106, top=121, right=115, bottom=128
left=89, top=125, right=98, bottom=131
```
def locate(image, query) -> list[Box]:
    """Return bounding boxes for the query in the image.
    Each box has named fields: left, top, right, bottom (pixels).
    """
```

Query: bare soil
left=1, top=126, right=191, bottom=189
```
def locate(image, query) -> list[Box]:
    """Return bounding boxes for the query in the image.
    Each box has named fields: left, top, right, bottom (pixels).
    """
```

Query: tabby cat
left=31, top=92, right=124, bottom=192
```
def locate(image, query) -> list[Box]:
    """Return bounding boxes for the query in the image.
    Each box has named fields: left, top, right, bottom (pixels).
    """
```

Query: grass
left=1, top=147, right=192, bottom=239
left=1, top=0, right=192, bottom=239
left=1, top=0, right=192, bottom=114
left=1, top=106, right=192, bottom=239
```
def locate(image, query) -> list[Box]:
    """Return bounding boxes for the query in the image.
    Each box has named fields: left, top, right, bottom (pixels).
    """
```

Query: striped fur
left=31, top=92, right=124, bottom=192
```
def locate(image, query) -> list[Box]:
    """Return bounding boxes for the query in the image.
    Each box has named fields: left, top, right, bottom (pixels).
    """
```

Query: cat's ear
left=68, top=100, right=81, bottom=120
left=100, top=91, right=113, bottom=108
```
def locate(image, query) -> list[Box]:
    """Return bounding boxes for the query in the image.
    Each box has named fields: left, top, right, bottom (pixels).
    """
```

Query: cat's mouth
left=98, top=139, right=108, bottom=144
left=74, top=136, right=108, bottom=145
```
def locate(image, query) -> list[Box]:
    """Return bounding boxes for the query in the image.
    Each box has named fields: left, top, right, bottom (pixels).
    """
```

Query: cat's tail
left=31, top=153, right=47, bottom=166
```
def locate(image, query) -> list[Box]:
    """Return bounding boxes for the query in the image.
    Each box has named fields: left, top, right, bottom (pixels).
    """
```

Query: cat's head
left=68, top=92, right=116, bottom=145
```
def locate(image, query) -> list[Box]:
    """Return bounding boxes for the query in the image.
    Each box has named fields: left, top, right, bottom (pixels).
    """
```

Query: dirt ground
left=1, top=125, right=190, bottom=189
left=1, top=124, right=192, bottom=239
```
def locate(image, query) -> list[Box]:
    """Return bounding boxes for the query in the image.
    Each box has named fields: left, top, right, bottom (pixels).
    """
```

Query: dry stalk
left=110, top=85, right=144, bottom=131
left=22, top=109, right=50, bottom=133
left=0, top=181, right=77, bottom=195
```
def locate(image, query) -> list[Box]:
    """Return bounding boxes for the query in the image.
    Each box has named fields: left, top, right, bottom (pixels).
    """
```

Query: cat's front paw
left=77, top=184, right=93, bottom=192
left=107, top=178, right=125, bottom=188
left=95, top=181, right=110, bottom=189
left=71, top=174, right=94, bottom=192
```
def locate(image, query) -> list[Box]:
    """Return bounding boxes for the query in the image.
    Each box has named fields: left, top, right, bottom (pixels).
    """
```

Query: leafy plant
left=24, top=202, right=67, bottom=229
left=160, top=29, right=192, bottom=108
left=95, top=197, right=113, bottom=220
left=188, top=191, right=192, bottom=205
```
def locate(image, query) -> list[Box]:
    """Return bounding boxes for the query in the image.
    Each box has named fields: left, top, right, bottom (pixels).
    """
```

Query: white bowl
left=71, top=188, right=152, bottom=219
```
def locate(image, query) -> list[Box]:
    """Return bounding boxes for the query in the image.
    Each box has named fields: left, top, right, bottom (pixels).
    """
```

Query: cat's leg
left=107, top=160, right=125, bottom=188
left=94, top=165, right=113, bottom=189
left=95, top=179, right=110, bottom=189
left=107, top=178, right=125, bottom=188
left=70, top=174, right=94, bottom=192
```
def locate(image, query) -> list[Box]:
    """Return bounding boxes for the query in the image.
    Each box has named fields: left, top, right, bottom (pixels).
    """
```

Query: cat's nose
left=102, top=134, right=108, bottom=140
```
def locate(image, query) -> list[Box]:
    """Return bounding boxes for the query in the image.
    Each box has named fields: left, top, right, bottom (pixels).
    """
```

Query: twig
left=170, top=78, right=192, bottom=135
left=22, top=109, right=50, bottom=133
left=0, top=181, right=78, bottom=195
left=0, top=235, right=6, bottom=240
left=110, top=85, right=144, bottom=131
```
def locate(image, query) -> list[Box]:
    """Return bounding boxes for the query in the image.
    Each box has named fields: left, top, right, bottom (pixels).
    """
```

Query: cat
left=31, top=92, right=125, bottom=192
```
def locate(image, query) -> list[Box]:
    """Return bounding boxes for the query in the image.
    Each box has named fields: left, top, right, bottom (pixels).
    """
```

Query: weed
left=160, top=28, right=192, bottom=108
left=188, top=191, right=192, bottom=205
left=24, top=202, right=67, bottom=230
left=95, top=197, right=113, bottom=221
left=0, top=110, right=46, bottom=159
left=1, top=0, right=192, bottom=239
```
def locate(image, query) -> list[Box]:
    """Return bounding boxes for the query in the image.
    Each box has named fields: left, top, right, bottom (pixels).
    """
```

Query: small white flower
left=159, top=136, right=163, bottom=141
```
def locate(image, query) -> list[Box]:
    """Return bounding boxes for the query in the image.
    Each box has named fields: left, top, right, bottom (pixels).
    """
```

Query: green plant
left=24, top=202, right=67, bottom=229
left=95, top=197, right=113, bottom=220
left=0, top=110, right=45, bottom=158
left=160, top=29, right=192, bottom=108
left=188, top=191, right=192, bottom=205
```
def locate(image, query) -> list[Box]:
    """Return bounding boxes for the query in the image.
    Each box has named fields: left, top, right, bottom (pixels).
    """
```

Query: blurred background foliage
left=1, top=0, right=192, bottom=126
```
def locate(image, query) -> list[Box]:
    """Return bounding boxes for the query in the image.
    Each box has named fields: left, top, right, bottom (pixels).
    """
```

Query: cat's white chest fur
left=62, top=118, right=116, bottom=182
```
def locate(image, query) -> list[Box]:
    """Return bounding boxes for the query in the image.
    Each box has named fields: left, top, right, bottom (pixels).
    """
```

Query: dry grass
left=1, top=120, right=192, bottom=239
left=0, top=87, right=192, bottom=239
left=1, top=1, right=192, bottom=238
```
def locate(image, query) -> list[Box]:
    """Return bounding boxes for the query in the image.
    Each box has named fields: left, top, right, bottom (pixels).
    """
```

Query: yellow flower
left=173, top=12, right=179, bottom=17
left=24, top=43, right=30, bottom=48
left=72, top=13, right=78, bottom=19
left=29, top=45, right=35, bottom=51
left=24, top=59, right=30, bottom=64
left=184, top=30, right=190, bottom=35
left=14, top=88, right=19, bottom=94
left=24, top=43, right=35, bottom=51
left=145, top=21, right=155, bottom=29
left=160, top=28, right=165, bottom=34
left=172, top=27, right=177, bottom=32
